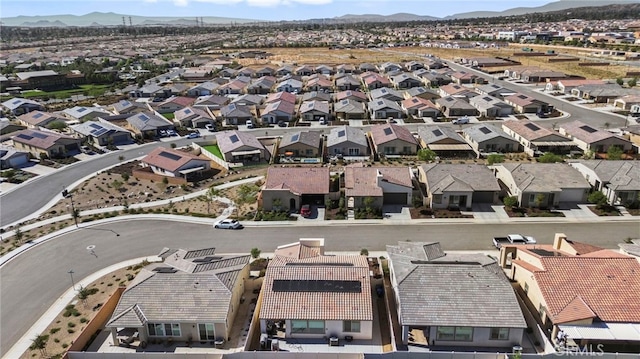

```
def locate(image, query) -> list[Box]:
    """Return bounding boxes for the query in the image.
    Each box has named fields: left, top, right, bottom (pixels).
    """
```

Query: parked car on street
left=213, top=219, right=243, bottom=229
left=186, top=132, right=201, bottom=139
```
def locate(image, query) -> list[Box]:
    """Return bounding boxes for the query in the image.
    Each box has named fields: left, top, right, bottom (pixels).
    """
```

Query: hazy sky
left=2, top=0, right=555, bottom=20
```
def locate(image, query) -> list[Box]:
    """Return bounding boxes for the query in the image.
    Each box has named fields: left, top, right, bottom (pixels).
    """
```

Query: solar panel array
left=338, top=130, right=346, bottom=137
left=272, top=279, right=361, bottom=293
left=524, top=123, right=540, bottom=131
left=383, top=127, right=393, bottom=136
left=33, top=113, right=43, bottom=119
left=77, top=107, right=87, bottom=113
left=291, top=134, right=300, bottom=142
left=479, top=127, right=492, bottom=134
left=139, top=114, right=150, bottom=122
left=230, top=134, right=239, bottom=143
left=158, top=151, right=181, bottom=161
left=432, top=129, right=443, bottom=137
left=32, top=132, right=48, bottom=139
left=580, top=125, right=598, bottom=133
left=17, top=133, right=33, bottom=140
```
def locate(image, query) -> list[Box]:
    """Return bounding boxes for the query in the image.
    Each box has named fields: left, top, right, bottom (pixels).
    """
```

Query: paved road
left=2, top=219, right=638, bottom=356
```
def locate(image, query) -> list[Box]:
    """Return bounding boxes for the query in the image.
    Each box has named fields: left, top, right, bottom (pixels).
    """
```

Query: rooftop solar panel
left=33, top=113, right=44, bottom=119
left=77, top=107, right=87, bottom=113
left=338, top=130, right=346, bottom=137
left=16, top=133, right=33, bottom=140
left=230, top=134, right=239, bottom=143
left=580, top=125, right=598, bottom=133
left=291, top=134, right=300, bottom=142
left=32, top=132, right=48, bottom=139
left=524, top=123, right=540, bottom=131
left=272, top=279, right=361, bottom=293
left=383, top=127, right=393, bottom=136
left=432, top=129, right=443, bottom=137
left=479, top=127, right=492, bottom=134
left=158, top=151, right=182, bottom=161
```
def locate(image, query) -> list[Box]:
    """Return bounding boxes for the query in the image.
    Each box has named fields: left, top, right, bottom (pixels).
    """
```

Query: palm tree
left=29, top=334, right=49, bottom=357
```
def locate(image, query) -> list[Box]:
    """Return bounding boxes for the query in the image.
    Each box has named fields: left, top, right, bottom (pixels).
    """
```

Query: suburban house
left=261, top=167, right=329, bottom=211
left=390, top=73, right=422, bottom=89
left=17, top=111, right=64, bottom=129
left=276, top=65, right=294, bottom=77
left=277, top=131, right=322, bottom=159
left=368, top=99, right=403, bottom=120
left=435, top=97, right=478, bottom=117
left=220, top=104, right=254, bottom=126
left=299, top=101, right=331, bottom=122
left=403, top=87, right=440, bottom=101
left=387, top=241, right=526, bottom=348
left=11, top=129, right=81, bottom=158
left=336, top=64, right=356, bottom=74
left=301, top=91, right=331, bottom=103
left=571, top=84, right=634, bottom=103
left=255, top=66, right=276, bottom=77
left=450, top=70, right=482, bottom=85
left=498, top=233, right=640, bottom=352
left=402, top=97, right=440, bottom=119
left=1, top=97, right=45, bottom=115
left=335, top=75, right=361, bottom=91
left=438, top=84, right=477, bottom=98
left=475, top=84, right=516, bottom=99
left=370, top=123, right=418, bottom=156
left=110, top=100, right=149, bottom=115
left=141, top=147, right=211, bottom=180
left=405, top=61, right=425, bottom=71
left=504, top=94, right=549, bottom=114
left=502, top=120, right=575, bottom=157
left=231, top=94, right=263, bottom=107
left=559, top=120, right=634, bottom=154
left=215, top=130, right=270, bottom=163
left=417, top=126, right=473, bottom=158
left=259, top=239, right=373, bottom=341
left=105, top=247, right=250, bottom=348
left=0, top=121, right=25, bottom=136
left=173, top=107, right=214, bottom=128
left=125, top=112, right=174, bottom=138
left=418, top=163, right=500, bottom=209
left=187, top=81, right=220, bottom=97
left=493, top=163, right=590, bottom=207
left=462, top=124, right=520, bottom=157
left=333, top=99, right=366, bottom=121
left=327, top=125, right=369, bottom=158
left=370, top=88, right=404, bottom=102
left=295, top=65, right=314, bottom=76
left=419, top=72, right=452, bottom=87
left=276, top=79, right=303, bottom=93
left=335, top=90, right=368, bottom=103
left=305, top=75, right=333, bottom=93
left=246, top=76, right=276, bottom=95
left=216, top=78, right=250, bottom=95
left=568, top=160, right=640, bottom=206
left=129, top=83, right=165, bottom=99
left=469, top=95, right=514, bottom=117
left=359, top=63, right=378, bottom=73
left=70, top=119, right=132, bottom=146
left=62, top=106, right=111, bottom=122
left=152, top=96, right=195, bottom=114
left=0, top=145, right=30, bottom=169
left=361, top=72, right=391, bottom=90
left=379, top=62, right=403, bottom=73
left=315, top=65, right=334, bottom=75
left=193, top=95, right=229, bottom=110
left=344, top=165, right=414, bottom=208
left=546, top=79, right=606, bottom=94
left=612, top=94, right=640, bottom=111
left=261, top=100, right=296, bottom=124
left=266, top=91, right=296, bottom=105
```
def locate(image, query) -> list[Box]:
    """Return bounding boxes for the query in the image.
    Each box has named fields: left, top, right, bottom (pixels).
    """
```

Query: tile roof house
left=344, top=165, right=414, bottom=208
left=106, top=247, right=250, bottom=347
left=559, top=120, right=634, bottom=154
left=62, top=106, right=111, bottom=122
left=126, top=112, right=174, bottom=138
left=469, top=95, right=514, bottom=118
left=327, top=125, right=370, bottom=158
left=418, top=164, right=500, bottom=209
left=261, top=100, right=296, bottom=124
left=390, top=73, right=422, bottom=89
left=246, top=76, right=276, bottom=95
left=193, top=95, right=229, bottom=110
left=70, top=119, right=132, bottom=146
left=403, top=86, right=440, bottom=101
left=12, top=129, right=81, bottom=159
left=277, top=130, right=322, bottom=158
left=502, top=120, right=575, bottom=157
left=387, top=241, right=526, bottom=348
left=435, top=97, right=478, bottom=117
left=335, top=90, right=368, bottom=103
left=186, top=81, right=220, bottom=97
left=220, top=103, right=254, bottom=126
left=265, top=91, right=297, bottom=105
left=568, top=160, right=640, bottom=206
left=216, top=78, right=250, bottom=95
left=499, top=233, right=640, bottom=348
left=110, top=99, right=149, bottom=115
left=370, top=87, right=404, bottom=102
left=152, top=96, right=195, bottom=114
left=259, top=239, right=373, bottom=340
left=504, top=93, right=549, bottom=114
left=141, top=147, right=211, bottom=180
left=0, top=145, right=30, bottom=169
left=231, top=94, right=264, bottom=107
left=417, top=126, right=473, bottom=157
left=276, top=78, right=303, bottom=93
left=301, top=91, right=331, bottom=103
left=462, top=124, right=520, bottom=158
left=401, top=97, right=440, bottom=119
left=475, top=84, right=517, bottom=99
left=17, top=111, right=64, bottom=129
left=333, top=99, right=366, bottom=121
left=215, top=130, right=269, bottom=163
left=612, top=94, right=640, bottom=111
left=335, top=75, right=361, bottom=91
left=261, top=167, right=330, bottom=211
left=450, top=70, right=482, bottom=85
left=173, top=107, right=214, bottom=128
left=370, top=123, right=418, bottom=156
left=367, top=98, right=403, bottom=120
left=571, top=84, right=636, bottom=103
left=305, top=75, right=333, bottom=93
left=299, top=100, right=331, bottom=122
left=493, top=163, right=590, bottom=207
left=1, top=97, right=45, bottom=115
left=361, top=72, right=391, bottom=90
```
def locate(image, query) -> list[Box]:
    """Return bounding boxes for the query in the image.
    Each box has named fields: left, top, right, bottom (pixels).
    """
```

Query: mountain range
left=1, top=0, right=636, bottom=27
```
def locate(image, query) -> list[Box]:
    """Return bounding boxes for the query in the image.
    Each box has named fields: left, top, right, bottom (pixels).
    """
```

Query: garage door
left=383, top=192, right=408, bottom=205
left=472, top=191, right=495, bottom=203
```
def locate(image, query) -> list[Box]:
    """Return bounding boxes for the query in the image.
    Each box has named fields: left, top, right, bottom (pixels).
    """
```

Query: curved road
left=2, top=219, right=639, bottom=356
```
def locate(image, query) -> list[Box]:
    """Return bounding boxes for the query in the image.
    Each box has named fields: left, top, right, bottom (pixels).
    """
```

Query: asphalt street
left=2, top=219, right=639, bottom=356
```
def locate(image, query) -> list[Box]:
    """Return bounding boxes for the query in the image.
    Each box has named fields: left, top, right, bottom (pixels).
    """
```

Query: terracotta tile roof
left=560, top=120, right=630, bottom=145
left=274, top=242, right=322, bottom=259
left=554, top=296, right=598, bottom=324
left=535, top=256, right=640, bottom=323
left=564, top=239, right=605, bottom=255
left=344, top=166, right=412, bottom=197
left=159, top=96, right=194, bottom=108
left=260, top=255, right=373, bottom=321
left=12, top=129, right=77, bottom=150
left=370, top=123, right=418, bottom=147
left=266, top=91, right=296, bottom=104
left=502, top=120, right=570, bottom=142
left=264, top=167, right=329, bottom=195
left=142, top=147, right=209, bottom=172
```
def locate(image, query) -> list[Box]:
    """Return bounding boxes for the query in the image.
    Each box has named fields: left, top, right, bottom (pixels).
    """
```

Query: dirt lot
left=21, top=264, right=144, bottom=359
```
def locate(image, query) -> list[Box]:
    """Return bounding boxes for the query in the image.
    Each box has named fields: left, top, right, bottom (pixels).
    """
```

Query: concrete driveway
left=555, top=203, right=598, bottom=220
left=470, top=203, right=510, bottom=220
left=382, top=205, right=412, bottom=220
left=18, top=163, right=58, bottom=176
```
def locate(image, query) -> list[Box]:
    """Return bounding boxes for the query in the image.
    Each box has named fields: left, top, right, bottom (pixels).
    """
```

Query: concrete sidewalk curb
left=3, top=256, right=162, bottom=359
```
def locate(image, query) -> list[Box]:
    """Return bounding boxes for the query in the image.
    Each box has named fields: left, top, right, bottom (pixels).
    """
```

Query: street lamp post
left=68, top=269, right=76, bottom=290
left=62, top=189, right=78, bottom=228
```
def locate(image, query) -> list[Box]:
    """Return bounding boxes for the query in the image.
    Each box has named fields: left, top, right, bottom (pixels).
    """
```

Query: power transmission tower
left=129, top=16, right=132, bottom=26
left=122, top=16, right=126, bottom=27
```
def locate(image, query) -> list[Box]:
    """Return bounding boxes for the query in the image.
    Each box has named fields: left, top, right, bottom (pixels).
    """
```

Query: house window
left=402, top=146, right=412, bottom=154
left=343, top=321, right=361, bottom=333
left=384, top=147, right=396, bottom=154
left=433, top=194, right=442, bottom=204
left=436, top=326, right=473, bottom=341
left=305, top=149, right=313, bottom=156
left=148, top=323, right=181, bottom=337
left=454, top=327, right=473, bottom=341
left=198, top=323, right=215, bottom=340
left=348, top=148, right=360, bottom=156
left=529, top=193, right=536, bottom=204
left=490, top=328, right=510, bottom=340
left=436, top=327, right=455, bottom=340
left=291, top=320, right=325, bottom=334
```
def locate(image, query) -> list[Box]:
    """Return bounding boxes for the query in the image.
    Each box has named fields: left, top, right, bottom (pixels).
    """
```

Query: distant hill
left=0, top=11, right=256, bottom=27
left=445, top=0, right=637, bottom=19
left=334, top=13, right=439, bottom=22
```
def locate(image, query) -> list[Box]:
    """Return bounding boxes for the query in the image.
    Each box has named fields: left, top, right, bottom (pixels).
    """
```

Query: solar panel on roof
left=184, top=109, right=192, bottom=114
left=479, top=127, right=492, bottom=134
left=12, top=99, right=21, bottom=105
left=338, top=130, right=346, bottom=137
left=272, top=280, right=361, bottom=293
left=412, top=98, right=419, bottom=103
left=89, top=123, right=102, bottom=129
left=580, top=125, right=597, bottom=133
left=121, top=100, right=130, bottom=106
left=158, top=151, right=181, bottom=161
left=17, top=133, right=33, bottom=140
left=230, top=134, right=239, bottom=143
left=377, top=100, right=384, bottom=106
left=77, top=107, right=87, bottom=113
left=291, top=134, right=300, bottom=142
left=524, top=123, right=540, bottom=131
left=286, top=262, right=354, bottom=267
left=432, top=129, right=443, bottom=137
left=483, top=97, right=493, bottom=101
left=33, top=113, right=44, bottom=119
left=341, top=99, right=348, bottom=105
left=139, top=114, right=150, bottom=122
left=92, top=128, right=108, bottom=136
left=518, top=95, right=528, bottom=99
left=152, top=267, right=178, bottom=273
left=383, top=127, right=393, bottom=136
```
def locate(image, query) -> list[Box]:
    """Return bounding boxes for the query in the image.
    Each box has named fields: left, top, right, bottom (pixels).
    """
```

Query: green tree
left=363, top=196, right=375, bottom=213
left=487, top=154, right=505, bottom=165
left=607, top=146, right=623, bottom=160
left=417, top=148, right=437, bottom=162
left=503, top=196, right=518, bottom=208
left=537, top=153, right=564, bottom=163
left=77, top=285, right=90, bottom=307
left=29, top=334, right=49, bottom=357
left=14, top=227, right=24, bottom=244
left=325, top=198, right=333, bottom=210
left=616, top=77, right=624, bottom=86
left=360, top=248, right=369, bottom=256
left=250, top=247, right=261, bottom=259
left=338, top=197, right=345, bottom=210
left=588, top=191, right=608, bottom=209
left=46, top=121, right=68, bottom=130
left=628, top=78, right=637, bottom=88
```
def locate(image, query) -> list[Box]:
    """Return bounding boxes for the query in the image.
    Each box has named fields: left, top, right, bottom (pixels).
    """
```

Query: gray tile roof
left=279, top=130, right=321, bottom=148
left=463, top=124, right=517, bottom=143
left=216, top=130, right=265, bottom=153
left=326, top=125, right=368, bottom=148
left=126, top=112, right=172, bottom=131
left=387, top=241, right=525, bottom=328
left=500, top=163, right=590, bottom=192
left=334, top=99, right=365, bottom=114
left=420, top=163, right=501, bottom=193
left=417, top=126, right=466, bottom=145
left=572, top=160, right=640, bottom=191
left=368, top=98, right=402, bottom=112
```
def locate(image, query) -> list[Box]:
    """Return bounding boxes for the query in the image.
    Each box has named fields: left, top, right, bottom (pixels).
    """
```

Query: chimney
left=553, top=233, right=567, bottom=250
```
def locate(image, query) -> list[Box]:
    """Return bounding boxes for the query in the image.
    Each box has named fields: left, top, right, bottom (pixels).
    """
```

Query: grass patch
left=21, top=84, right=111, bottom=100
left=162, top=113, right=175, bottom=120
left=202, top=144, right=223, bottom=159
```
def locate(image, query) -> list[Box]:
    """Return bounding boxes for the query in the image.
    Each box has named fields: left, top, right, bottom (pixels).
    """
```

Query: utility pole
left=122, top=16, right=126, bottom=27
left=62, top=189, right=78, bottom=228
left=129, top=16, right=132, bottom=26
